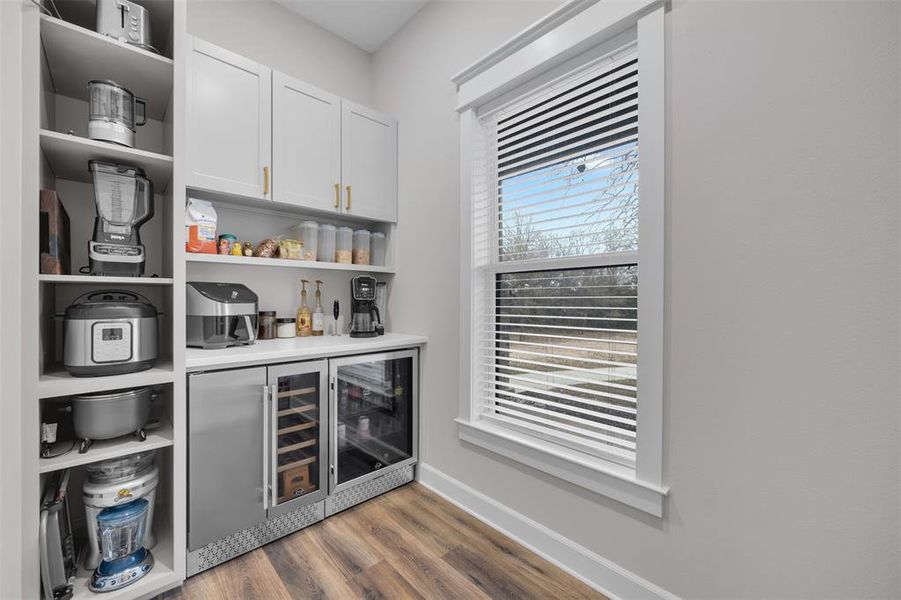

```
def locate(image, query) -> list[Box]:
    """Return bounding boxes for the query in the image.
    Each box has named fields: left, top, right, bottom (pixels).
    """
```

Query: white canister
left=277, top=318, right=296, bottom=338
left=352, top=230, right=371, bottom=265
left=370, top=232, right=386, bottom=266
left=336, top=227, right=353, bottom=263
left=317, top=224, right=336, bottom=263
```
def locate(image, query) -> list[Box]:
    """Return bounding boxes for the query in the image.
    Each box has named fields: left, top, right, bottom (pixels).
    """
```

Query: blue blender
left=89, top=498, right=154, bottom=592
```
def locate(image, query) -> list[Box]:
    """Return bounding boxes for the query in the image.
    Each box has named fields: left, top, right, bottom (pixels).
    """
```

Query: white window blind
left=472, top=41, right=641, bottom=467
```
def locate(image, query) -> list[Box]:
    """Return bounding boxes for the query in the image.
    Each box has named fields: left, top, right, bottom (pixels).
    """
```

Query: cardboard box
left=39, top=190, right=71, bottom=275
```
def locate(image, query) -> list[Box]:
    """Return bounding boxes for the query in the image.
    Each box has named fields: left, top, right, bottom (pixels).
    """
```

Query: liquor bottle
left=297, top=279, right=312, bottom=336
left=312, top=280, right=324, bottom=336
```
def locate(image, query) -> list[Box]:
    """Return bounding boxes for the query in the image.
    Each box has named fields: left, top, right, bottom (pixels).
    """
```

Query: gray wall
left=187, top=0, right=372, bottom=105
left=373, top=1, right=901, bottom=597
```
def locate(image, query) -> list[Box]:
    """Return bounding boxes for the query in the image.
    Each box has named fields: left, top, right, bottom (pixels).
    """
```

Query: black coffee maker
left=349, top=276, right=383, bottom=338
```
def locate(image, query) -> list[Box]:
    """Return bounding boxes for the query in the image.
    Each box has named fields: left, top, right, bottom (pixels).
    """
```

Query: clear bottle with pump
left=312, top=280, right=324, bottom=336
left=297, top=279, right=312, bottom=336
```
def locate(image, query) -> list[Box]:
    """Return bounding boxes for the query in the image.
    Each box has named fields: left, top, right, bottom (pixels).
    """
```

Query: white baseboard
left=417, top=463, right=679, bottom=600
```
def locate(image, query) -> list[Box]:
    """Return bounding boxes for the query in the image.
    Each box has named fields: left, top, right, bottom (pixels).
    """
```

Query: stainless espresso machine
left=89, top=161, right=153, bottom=277
left=349, top=276, right=383, bottom=338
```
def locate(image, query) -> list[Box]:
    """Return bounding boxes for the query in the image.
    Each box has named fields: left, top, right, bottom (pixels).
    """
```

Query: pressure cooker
left=64, top=289, right=158, bottom=377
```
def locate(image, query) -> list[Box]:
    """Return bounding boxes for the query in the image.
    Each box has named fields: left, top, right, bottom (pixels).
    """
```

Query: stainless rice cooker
left=64, top=290, right=158, bottom=377
left=72, top=387, right=155, bottom=454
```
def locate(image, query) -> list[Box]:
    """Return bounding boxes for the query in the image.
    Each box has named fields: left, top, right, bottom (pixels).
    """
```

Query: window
left=456, top=1, right=666, bottom=515
left=477, top=46, right=641, bottom=467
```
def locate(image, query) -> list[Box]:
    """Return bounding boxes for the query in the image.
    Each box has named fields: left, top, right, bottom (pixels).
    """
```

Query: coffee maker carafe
left=89, top=161, right=153, bottom=277
left=349, top=276, right=383, bottom=338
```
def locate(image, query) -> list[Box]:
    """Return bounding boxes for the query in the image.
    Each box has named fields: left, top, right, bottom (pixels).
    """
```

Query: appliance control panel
left=92, top=322, right=133, bottom=363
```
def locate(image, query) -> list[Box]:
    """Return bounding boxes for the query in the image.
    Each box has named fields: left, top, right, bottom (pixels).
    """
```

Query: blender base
left=90, top=547, right=154, bottom=593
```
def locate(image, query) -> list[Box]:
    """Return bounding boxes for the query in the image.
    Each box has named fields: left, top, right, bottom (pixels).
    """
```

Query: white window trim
left=456, top=0, right=668, bottom=517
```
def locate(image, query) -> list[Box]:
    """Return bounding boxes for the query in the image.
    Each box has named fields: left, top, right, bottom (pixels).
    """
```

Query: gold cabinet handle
left=263, top=166, right=270, bottom=195
left=345, top=185, right=352, bottom=211
left=334, top=183, right=340, bottom=209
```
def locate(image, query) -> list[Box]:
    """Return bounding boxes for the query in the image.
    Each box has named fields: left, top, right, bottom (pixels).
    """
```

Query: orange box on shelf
left=281, top=463, right=314, bottom=499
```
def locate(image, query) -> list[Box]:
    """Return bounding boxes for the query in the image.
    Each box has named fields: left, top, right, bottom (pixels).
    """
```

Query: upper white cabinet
left=272, top=74, right=341, bottom=213
left=187, top=38, right=272, bottom=200
left=186, top=38, right=398, bottom=222
left=341, top=101, right=398, bottom=223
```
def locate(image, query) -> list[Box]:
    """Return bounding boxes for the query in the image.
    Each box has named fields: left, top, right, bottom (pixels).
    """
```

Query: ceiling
left=274, top=0, right=428, bottom=53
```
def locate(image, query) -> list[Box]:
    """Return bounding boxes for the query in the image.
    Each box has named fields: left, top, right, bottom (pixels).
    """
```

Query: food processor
left=83, top=452, right=158, bottom=571
left=89, top=498, right=154, bottom=592
left=89, top=161, right=154, bottom=277
left=87, top=80, right=147, bottom=148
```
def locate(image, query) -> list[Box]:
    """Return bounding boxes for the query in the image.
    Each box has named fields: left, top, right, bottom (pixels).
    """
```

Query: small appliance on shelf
left=63, top=290, right=159, bottom=377
left=349, top=276, right=383, bottom=338
left=88, top=161, right=154, bottom=277
left=71, top=387, right=156, bottom=453
left=83, top=452, right=158, bottom=573
left=95, top=0, right=156, bottom=53
left=87, top=81, right=147, bottom=148
left=186, top=282, right=259, bottom=348
left=89, top=499, right=154, bottom=592
left=39, top=469, right=76, bottom=600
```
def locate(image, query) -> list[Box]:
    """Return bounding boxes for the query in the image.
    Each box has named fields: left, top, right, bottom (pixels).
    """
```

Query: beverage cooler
left=187, top=349, right=418, bottom=575
left=329, top=349, right=418, bottom=493
left=187, top=361, right=328, bottom=554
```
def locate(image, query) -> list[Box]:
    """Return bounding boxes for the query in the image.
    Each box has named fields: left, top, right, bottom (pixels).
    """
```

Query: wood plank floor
left=160, top=482, right=606, bottom=600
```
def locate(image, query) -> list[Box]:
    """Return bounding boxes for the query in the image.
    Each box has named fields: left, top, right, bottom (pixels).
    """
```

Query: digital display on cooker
left=102, top=328, right=123, bottom=341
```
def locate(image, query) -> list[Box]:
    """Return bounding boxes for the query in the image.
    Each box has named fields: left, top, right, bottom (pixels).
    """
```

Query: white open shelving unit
left=185, top=251, right=394, bottom=274
left=17, top=3, right=189, bottom=600
left=38, top=417, right=175, bottom=473
left=40, top=129, right=174, bottom=188
left=38, top=362, right=177, bottom=399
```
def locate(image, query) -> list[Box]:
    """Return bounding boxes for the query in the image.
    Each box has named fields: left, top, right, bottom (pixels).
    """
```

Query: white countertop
left=185, top=332, right=428, bottom=371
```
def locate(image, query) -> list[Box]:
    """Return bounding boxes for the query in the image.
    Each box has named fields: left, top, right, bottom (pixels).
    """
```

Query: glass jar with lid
left=370, top=232, right=386, bottom=266
left=294, top=221, right=319, bottom=261
left=318, top=224, right=336, bottom=263
left=352, top=230, right=371, bottom=265
left=258, top=311, right=277, bottom=340
left=336, top=227, right=353, bottom=263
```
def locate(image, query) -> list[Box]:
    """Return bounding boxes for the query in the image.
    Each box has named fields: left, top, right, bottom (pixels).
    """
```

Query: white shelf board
left=185, top=252, right=395, bottom=274
left=38, top=418, right=174, bottom=474
left=39, top=274, right=174, bottom=285
left=40, top=15, right=173, bottom=120
left=40, top=129, right=173, bottom=187
left=38, top=361, right=175, bottom=399
left=186, top=333, right=427, bottom=371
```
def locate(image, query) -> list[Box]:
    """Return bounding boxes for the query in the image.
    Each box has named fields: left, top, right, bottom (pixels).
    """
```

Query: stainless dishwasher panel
left=188, top=366, right=268, bottom=550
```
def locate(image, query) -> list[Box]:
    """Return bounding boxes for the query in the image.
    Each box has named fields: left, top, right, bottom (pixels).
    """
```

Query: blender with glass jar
left=89, top=498, right=154, bottom=592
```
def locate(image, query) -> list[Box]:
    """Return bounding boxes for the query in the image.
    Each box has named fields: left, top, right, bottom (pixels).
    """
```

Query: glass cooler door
left=267, top=360, right=328, bottom=516
left=330, top=349, right=418, bottom=492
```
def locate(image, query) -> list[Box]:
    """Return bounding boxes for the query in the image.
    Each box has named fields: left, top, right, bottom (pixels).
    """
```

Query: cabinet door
left=330, top=349, right=418, bottom=493
left=272, top=73, right=341, bottom=212
left=188, top=366, right=267, bottom=550
left=267, top=360, right=328, bottom=517
left=187, top=37, right=272, bottom=200
left=341, top=100, right=398, bottom=222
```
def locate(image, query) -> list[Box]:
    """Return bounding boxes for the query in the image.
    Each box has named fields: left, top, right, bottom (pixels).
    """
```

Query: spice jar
left=277, top=317, right=296, bottom=338
left=258, top=311, right=276, bottom=340
left=352, top=230, right=371, bottom=265
left=336, top=226, right=353, bottom=263
left=318, top=224, right=336, bottom=263
left=370, top=232, right=386, bottom=266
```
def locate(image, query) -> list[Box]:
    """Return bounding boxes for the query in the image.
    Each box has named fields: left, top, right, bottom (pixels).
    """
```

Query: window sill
left=456, top=418, right=668, bottom=517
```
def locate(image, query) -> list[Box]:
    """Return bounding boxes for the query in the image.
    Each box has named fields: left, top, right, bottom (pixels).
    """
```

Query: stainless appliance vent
left=325, top=465, right=414, bottom=516
left=187, top=501, right=324, bottom=576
